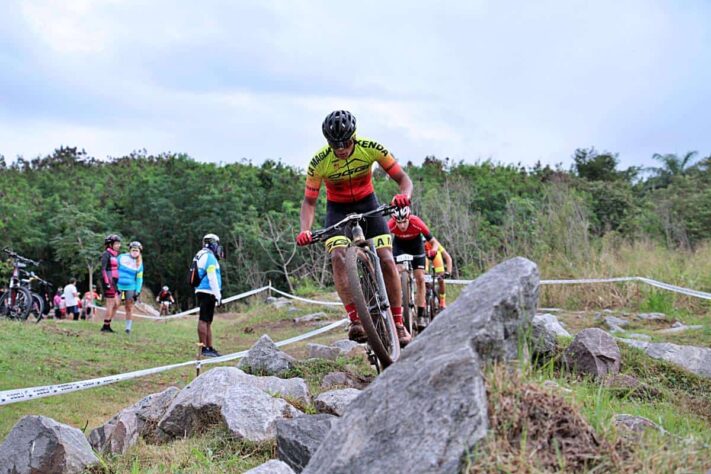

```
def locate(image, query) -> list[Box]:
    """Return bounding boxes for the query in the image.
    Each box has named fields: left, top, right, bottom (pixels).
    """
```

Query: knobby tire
left=345, top=246, right=398, bottom=370
left=0, top=287, right=32, bottom=320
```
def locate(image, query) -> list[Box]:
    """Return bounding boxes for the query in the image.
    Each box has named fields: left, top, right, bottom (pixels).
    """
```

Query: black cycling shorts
left=325, top=193, right=389, bottom=241
left=393, top=237, right=426, bottom=269
left=197, top=292, right=216, bottom=323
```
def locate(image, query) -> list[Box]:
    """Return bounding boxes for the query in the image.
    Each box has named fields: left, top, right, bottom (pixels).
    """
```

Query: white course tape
left=446, top=276, right=711, bottom=300
left=0, top=315, right=349, bottom=406
left=269, top=287, right=342, bottom=306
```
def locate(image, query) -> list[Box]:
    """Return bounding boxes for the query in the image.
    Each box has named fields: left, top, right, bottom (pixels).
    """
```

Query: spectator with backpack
left=190, top=233, right=223, bottom=357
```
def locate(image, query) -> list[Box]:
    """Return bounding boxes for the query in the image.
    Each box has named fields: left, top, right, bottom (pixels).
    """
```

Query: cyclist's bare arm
left=429, top=237, right=441, bottom=254
left=442, top=249, right=453, bottom=274
left=388, top=167, right=413, bottom=201
left=300, top=196, right=318, bottom=233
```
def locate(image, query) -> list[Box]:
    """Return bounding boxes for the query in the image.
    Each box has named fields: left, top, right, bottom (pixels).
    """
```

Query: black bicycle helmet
left=322, top=110, right=356, bottom=148
left=104, top=234, right=121, bottom=246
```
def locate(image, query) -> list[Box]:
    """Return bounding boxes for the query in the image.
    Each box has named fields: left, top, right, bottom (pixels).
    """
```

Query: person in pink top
left=100, top=234, right=121, bottom=333
left=52, top=289, right=62, bottom=319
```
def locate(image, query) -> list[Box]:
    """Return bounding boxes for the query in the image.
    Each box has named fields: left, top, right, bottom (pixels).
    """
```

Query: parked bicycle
left=309, top=204, right=401, bottom=372
left=0, top=249, right=40, bottom=321
left=20, top=270, right=52, bottom=323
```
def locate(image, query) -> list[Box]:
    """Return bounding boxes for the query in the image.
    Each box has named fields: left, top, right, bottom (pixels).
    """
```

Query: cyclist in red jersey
left=388, top=206, right=443, bottom=326
left=296, top=110, right=414, bottom=347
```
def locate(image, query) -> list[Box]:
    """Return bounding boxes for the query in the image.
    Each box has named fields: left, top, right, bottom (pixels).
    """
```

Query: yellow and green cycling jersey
left=304, top=137, right=402, bottom=203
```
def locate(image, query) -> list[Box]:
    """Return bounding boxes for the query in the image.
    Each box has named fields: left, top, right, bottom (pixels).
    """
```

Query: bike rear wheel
left=0, top=287, right=33, bottom=320
left=26, top=292, right=44, bottom=323
left=345, top=246, right=399, bottom=370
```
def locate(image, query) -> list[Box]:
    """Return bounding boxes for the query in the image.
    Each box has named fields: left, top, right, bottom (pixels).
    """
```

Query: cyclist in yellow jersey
left=296, top=110, right=414, bottom=347
left=424, top=240, right=453, bottom=309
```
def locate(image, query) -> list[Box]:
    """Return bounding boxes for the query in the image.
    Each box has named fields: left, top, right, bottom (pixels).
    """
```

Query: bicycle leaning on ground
left=19, top=269, right=51, bottom=323
left=308, top=204, right=401, bottom=372
left=0, top=248, right=40, bottom=321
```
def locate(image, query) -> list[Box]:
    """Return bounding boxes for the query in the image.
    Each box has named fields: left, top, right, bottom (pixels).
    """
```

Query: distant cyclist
left=156, top=285, right=175, bottom=316
left=388, top=206, right=444, bottom=325
left=117, top=241, right=144, bottom=334
left=296, top=110, right=414, bottom=347
left=424, top=240, right=453, bottom=310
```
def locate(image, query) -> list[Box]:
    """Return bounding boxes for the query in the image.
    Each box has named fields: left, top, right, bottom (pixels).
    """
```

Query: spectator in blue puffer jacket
left=195, top=233, right=223, bottom=357
left=117, top=241, right=144, bottom=334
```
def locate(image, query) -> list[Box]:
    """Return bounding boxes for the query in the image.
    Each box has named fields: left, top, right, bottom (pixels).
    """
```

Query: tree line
left=0, top=147, right=708, bottom=306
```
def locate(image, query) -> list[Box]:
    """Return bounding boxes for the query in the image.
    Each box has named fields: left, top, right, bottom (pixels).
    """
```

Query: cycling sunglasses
left=328, top=138, right=354, bottom=150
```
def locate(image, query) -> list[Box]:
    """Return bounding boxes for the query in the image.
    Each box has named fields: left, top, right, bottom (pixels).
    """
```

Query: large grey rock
left=320, top=371, right=371, bottom=390
left=89, top=386, right=179, bottom=453
left=531, top=313, right=570, bottom=355
left=158, top=367, right=299, bottom=442
left=233, top=368, right=311, bottom=405
left=656, top=323, right=703, bottom=335
left=239, top=335, right=297, bottom=376
left=0, top=415, right=98, bottom=474
left=331, top=339, right=366, bottom=358
left=563, top=328, right=621, bottom=379
left=618, top=339, right=711, bottom=378
left=313, top=388, right=361, bottom=416
left=276, top=414, right=336, bottom=473
left=245, top=459, right=296, bottom=474
left=307, top=343, right=341, bottom=360
left=304, top=257, right=539, bottom=474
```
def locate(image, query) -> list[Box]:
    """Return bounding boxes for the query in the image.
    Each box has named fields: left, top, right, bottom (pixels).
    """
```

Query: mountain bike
left=309, top=204, right=401, bottom=372
left=396, top=253, right=417, bottom=337
left=20, top=270, right=51, bottom=323
left=0, top=249, right=38, bottom=320
left=424, top=264, right=442, bottom=324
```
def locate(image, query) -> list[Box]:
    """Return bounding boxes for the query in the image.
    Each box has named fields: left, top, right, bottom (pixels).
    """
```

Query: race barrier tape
left=446, top=276, right=711, bottom=300
left=5, top=275, right=709, bottom=405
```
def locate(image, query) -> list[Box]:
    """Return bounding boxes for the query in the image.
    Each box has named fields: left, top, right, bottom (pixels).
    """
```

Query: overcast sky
left=1, top=0, right=709, bottom=170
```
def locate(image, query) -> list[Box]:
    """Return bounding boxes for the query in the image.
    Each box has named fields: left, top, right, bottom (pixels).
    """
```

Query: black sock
left=417, top=307, right=425, bottom=318
left=103, top=319, right=111, bottom=327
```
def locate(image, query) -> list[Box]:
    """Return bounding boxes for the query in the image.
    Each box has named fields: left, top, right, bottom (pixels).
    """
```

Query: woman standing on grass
left=100, top=234, right=121, bottom=333
left=117, top=241, right=144, bottom=334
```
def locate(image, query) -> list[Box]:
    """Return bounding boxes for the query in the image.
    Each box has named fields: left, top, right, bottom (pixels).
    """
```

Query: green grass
left=0, top=295, right=349, bottom=440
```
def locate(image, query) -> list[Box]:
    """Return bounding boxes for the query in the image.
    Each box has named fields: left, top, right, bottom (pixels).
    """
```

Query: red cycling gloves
left=296, top=230, right=312, bottom=246
left=391, top=194, right=410, bottom=208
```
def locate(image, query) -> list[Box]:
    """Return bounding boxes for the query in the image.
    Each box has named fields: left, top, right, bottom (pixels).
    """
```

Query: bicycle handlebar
left=310, top=204, right=397, bottom=243
left=3, top=248, right=40, bottom=266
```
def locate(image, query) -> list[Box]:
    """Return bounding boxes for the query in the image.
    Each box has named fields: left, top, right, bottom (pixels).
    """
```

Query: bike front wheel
left=401, top=271, right=415, bottom=337
left=26, top=292, right=44, bottom=323
left=345, top=247, right=399, bottom=370
left=0, top=287, right=33, bottom=320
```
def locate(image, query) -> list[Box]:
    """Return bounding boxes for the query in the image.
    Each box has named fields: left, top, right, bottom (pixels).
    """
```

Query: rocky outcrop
left=531, top=313, right=570, bottom=355
left=303, top=257, right=539, bottom=474
left=89, top=386, right=179, bottom=453
left=245, top=459, right=296, bottom=474
left=306, top=343, right=341, bottom=360
left=0, top=415, right=98, bottom=474
left=157, top=367, right=299, bottom=442
left=276, top=414, right=335, bottom=473
left=618, top=339, right=711, bottom=379
left=238, top=335, right=297, bottom=376
left=313, top=389, right=360, bottom=416
left=320, top=371, right=371, bottom=390
left=563, top=328, right=621, bottom=379
left=232, top=368, right=311, bottom=405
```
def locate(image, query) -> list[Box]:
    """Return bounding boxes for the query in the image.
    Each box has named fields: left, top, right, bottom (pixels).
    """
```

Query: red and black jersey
left=387, top=215, right=433, bottom=241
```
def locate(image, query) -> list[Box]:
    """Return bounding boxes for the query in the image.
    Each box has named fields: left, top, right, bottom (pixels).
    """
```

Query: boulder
left=656, top=323, right=704, bottom=335
left=245, top=459, right=296, bottom=474
left=89, top=386, right=179, bottom=453
left=239, top=335, right=297, bottom=376
left=563, top=328, right=621, bottom=379
left=233, top=368, right=311, bottom=405
left=313, top=389, right=361, bottom=416
left=0, top=415, right=98, bottom=474
left=635, top=312, right=666, bottom=321
left=531, top=313, right=570, bottom=355
left=612, top=414, right=661, bottom=438
left=320, top=371, right=371, bottom=390
left=293, top=312, right=327, bottom=323
left=276, top=414, right=336, bottom=473
left=303, top=257, right=539, bottom=474
left=158, top=367, right=299, bottom=442
left=331, top=339, right=366, bottom=358
left=617, top=339, right=711, bottom=379
left=307, top=343, right=341, bottom=360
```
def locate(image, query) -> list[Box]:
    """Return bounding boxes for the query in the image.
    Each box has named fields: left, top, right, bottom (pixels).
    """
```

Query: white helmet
left=162, top=286, right=169, bottom=291
left=393, top=206, right=411, bottom=221
left=203, top=233, right=220, bottom=244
